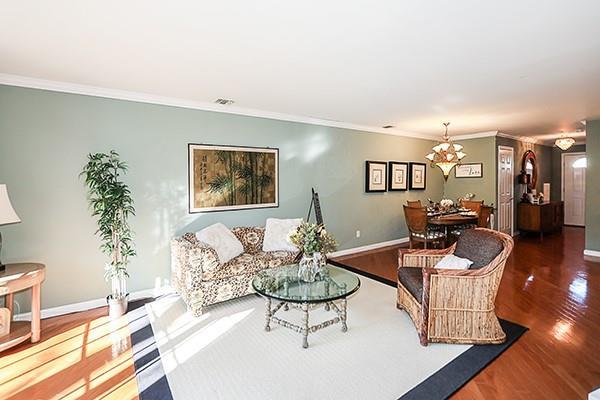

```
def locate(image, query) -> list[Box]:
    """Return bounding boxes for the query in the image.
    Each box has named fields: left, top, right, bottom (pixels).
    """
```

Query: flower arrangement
left=440, top=198, right=454, bottom=209
left=289, top=222, right=338, bottom=256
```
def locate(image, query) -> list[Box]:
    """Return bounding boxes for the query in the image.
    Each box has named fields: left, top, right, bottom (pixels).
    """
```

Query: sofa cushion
left=262, top=218, right=302, bottom=252
left=231, top=227, right=265, bottom=254
left=203, top=251, right=297, bottom=281
left=397, top=267, right=423, bottom=304
left=454, top=229, right=504, bottom=269
left=196, top=223, right=244, bottom=264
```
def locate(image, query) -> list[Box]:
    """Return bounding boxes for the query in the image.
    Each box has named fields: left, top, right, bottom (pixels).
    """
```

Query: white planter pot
left=107, top=293, right=129, bottom=319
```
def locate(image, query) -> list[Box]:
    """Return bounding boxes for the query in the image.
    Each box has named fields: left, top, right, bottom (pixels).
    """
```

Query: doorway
left=562, top=152, right=586, bottom=226
left=498, top=146, right=514, bottom=235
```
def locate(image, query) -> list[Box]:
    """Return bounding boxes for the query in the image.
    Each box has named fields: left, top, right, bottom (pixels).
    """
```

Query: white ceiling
left=1, top=1, right=599, bottom=143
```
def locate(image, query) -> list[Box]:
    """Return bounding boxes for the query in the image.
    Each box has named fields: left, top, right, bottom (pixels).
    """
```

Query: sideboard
left=517, top=201, right=564, bottom=237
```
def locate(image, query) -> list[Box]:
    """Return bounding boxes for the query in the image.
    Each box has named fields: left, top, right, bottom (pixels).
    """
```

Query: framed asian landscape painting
left=188, top=144, right=279, bottom=213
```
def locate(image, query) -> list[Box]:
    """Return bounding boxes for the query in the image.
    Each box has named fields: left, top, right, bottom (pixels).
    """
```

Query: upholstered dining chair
left=403, top=205, right=446, bottom=249
left=396, top=228, right=513, bottom=346
left=406, top=200, right=422, bottom=208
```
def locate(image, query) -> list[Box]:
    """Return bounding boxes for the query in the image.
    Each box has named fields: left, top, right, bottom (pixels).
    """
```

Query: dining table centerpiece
left=439, top=198, right=454, bottom=213
left=289, top=222, right=338, bottom=282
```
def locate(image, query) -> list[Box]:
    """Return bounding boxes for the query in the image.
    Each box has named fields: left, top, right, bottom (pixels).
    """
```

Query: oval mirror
left=521, top=150, right=537, bottom=191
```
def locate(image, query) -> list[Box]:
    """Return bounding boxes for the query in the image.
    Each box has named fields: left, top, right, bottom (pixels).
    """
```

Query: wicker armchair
left=396, top=228, right=513, bottom=346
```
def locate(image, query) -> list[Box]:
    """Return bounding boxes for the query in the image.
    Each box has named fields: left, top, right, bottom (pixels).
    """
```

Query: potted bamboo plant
left=81, top=151, right=136, bottom=319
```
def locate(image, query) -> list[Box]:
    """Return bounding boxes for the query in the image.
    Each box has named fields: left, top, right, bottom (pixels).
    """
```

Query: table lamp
left=0, top=185, right=21, bottom=272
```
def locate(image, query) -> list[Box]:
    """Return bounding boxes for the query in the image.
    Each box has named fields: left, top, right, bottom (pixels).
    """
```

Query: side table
left=0, top=263, right=45, bottom=352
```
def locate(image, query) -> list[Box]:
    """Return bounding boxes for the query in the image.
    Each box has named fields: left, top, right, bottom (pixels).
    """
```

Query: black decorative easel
left=306, top=188, right=324, bottom=226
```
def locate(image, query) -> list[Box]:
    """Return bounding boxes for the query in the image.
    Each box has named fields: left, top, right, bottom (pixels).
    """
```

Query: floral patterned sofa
left=171, top=227, right=298, bottom=316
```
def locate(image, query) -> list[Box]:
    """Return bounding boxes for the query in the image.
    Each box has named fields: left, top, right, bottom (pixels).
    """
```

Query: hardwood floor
left=336, top=227, right=600, bottom=399
left=0, top=306, right=139, bottom=400
left=0, top=227, right=597, bottom=399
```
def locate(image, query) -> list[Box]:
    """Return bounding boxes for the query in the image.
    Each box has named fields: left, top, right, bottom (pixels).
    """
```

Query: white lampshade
left=0, top=185, right=20, bottom=226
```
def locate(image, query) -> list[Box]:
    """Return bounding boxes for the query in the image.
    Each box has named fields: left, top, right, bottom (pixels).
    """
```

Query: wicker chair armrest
left=423, top=267, right=501, bottom=311
left=399, top=245, right=456, bottom=268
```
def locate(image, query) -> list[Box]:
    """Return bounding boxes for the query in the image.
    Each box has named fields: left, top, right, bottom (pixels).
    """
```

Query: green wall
left=550, top=144, right=586, bottom=202
left=0, top=85, right=445, bottom=310
left=585, top=120, right=600, bottom=253
left=443, top=136, right=496, bottom=205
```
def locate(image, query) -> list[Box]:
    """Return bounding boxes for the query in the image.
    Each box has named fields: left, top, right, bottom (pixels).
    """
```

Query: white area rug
left=146, top=275, right=471, bottom=400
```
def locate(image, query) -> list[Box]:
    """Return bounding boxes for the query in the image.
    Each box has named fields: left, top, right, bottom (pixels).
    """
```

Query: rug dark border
left=127, top=298, right=174, bottom=400
left=128, top=261, right=527, bottom=400
left=329, top=259, right=528, bottom=400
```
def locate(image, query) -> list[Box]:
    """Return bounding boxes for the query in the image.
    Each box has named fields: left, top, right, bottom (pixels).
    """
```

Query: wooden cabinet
left=518, top=201, right=563, bottom=237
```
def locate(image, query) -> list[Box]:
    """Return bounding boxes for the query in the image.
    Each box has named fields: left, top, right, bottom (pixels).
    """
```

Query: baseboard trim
left=14, top=286, right=174, bottom=321
left=330, top=237, right=409, bottom=258
left=584, top=249, right=600, bottom=263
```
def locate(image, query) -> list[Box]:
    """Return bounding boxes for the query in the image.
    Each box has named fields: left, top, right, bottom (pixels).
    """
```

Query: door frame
left=561, top=151, right=586, bottom=226
left=561, top=151, right=586, bottom=201
left=497, top=145, right=515, bottom=236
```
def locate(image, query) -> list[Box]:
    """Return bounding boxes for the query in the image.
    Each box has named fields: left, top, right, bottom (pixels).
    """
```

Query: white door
left=563, top=153, right=586, bottom=226
left=498, top=146, right=514, bottom=235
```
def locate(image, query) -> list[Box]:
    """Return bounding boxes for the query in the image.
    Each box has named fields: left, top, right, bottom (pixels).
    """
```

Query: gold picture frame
left=188, top=144, right=279, bottom=213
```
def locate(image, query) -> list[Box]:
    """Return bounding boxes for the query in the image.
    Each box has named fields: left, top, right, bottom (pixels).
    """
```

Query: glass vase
left=298, top=252, right=324, bottom=283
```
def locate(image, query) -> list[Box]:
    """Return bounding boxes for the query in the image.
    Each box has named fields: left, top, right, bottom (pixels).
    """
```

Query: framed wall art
left=365, top=161, right=387, bottom=192
left=188, top=144, right=279, bottom=213
left=409, top=162, right=427, bottom=190
left=455, top=163, right=483, bottom=178
left=388, top=161, right=408, bottom=191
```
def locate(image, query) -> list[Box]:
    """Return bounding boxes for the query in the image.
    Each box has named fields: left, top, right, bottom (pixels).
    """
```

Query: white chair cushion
left=435, top=254, right=473, bottom=270
left=195, top=223, right=244, bottom=264
left=262, top=218, right=302, bottom=252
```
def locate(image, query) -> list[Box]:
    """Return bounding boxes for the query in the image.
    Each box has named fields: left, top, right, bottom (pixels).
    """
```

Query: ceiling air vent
left=214, top=98, right=235, bottom=105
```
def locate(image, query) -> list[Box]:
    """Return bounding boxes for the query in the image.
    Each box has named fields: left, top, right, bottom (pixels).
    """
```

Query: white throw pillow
left=434, top=254, right=473, bottom=270
left=262, top=218, right=303, bottom=252
left=195, top=223, right=244, bottom=264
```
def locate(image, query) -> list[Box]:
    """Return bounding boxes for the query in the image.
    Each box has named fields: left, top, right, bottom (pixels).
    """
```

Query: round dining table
left=428, top=213, right=479, bottom=240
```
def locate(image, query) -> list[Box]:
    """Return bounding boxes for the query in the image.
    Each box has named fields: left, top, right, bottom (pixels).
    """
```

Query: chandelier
left=555, top=135, right=575, bottom=151
left=425, top=122, right=466, bottom=180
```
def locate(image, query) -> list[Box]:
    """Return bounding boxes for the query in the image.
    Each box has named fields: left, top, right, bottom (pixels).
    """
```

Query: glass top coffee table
left=252, top=263, right=360, bottom=348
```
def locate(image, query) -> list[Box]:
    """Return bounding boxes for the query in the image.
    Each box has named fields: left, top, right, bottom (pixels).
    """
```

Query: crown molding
left=0, top=73, right=437, bottom=141
left=496, top=131, right=540, bottom=144
left=453, top=130, right=498, bottom=140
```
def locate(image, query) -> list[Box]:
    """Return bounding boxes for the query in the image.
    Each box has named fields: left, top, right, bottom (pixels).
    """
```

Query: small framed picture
left=388, top=162, right=408, bottom=191
left=365, top=161, right=387, bottom=192
left=409, top=162, right=427, bottom=190
left=455, top=163, right=483, bottom=178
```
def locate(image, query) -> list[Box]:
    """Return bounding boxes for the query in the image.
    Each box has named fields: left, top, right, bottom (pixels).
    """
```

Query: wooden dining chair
left=460, top=200, right=483, bottom=214
left=451, top=200, right=484, bottom=240
left=403, top=205, right=446, bottom=249
left=478, top=206, right=494, bottom=228
left=406, top=200, right=422, bottom=208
